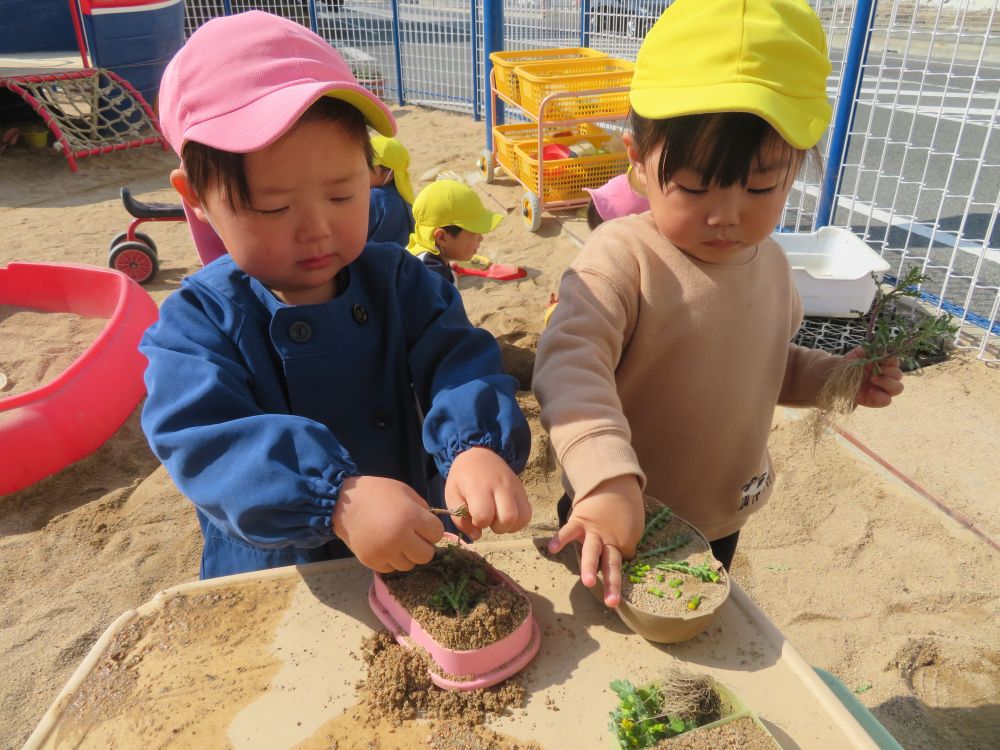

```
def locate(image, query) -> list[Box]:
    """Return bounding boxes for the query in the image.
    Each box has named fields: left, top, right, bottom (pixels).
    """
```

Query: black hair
left=628, top=111, right=821, bottom=190
left=586, top=199, right=604, bottom=230
left=439, top=225, right=463, bottom=237
left=182, top=96, right=374, bottom=210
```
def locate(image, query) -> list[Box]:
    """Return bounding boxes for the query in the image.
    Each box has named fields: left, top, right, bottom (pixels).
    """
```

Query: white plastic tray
left=772, top=227, right=890, bottom=318
left=25, top=540, right=880, bottom=749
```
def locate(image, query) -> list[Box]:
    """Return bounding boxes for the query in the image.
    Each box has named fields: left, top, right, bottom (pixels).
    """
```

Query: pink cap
left=158, top=11, right=395, bottom=155
left=583, top=173, right=650, bottom=221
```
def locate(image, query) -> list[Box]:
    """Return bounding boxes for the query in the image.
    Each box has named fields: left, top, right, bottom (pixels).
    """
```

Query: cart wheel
left=478, top=149, right=496, bottom=184
left=109, top=241, right=159, bottom=285
left=109, top=231, right=157, bottom=255
left=521, top=192, right=542, bottom=232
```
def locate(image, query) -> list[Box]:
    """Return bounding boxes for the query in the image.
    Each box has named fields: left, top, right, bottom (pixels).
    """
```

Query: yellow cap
left=371, top=135, right=414, bottom=205
left=630, top=0, right=832, bottom=150
left=407, top=180, right=504, bottom=254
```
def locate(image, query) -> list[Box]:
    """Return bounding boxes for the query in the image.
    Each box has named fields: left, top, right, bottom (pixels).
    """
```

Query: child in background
left=583, top=168, right=649, bottom=230
left=141, top=12, right=531, bottom=580
left=533, top=0, right=904, bottom=607
left=407, top=179, right=503, bottom=284
left=368, top=134, right=415, bottom=247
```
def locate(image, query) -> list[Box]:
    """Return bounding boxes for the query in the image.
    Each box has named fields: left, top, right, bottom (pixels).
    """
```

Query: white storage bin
left=772, top=227, right=891, bottom=318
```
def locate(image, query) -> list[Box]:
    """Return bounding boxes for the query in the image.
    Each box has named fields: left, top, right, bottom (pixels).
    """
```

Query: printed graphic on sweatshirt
left=738, top=470, right=772, bottom=511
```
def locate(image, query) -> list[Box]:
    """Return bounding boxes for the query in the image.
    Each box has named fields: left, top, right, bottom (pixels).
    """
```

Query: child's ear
left=170, top=168, right=211, bottom=224
left=621, top=132, right=647, bottom=190
left=432, top=227, right=448, bottom=246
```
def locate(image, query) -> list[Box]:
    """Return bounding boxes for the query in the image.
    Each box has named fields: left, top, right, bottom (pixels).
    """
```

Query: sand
left=1, top=106, right=998, bottom=749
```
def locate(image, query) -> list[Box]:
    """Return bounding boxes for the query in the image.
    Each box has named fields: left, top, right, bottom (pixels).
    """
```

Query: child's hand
left=845, top=348, right=905, bottom=408
left=333, top=476, right=444, bottom=573
left=547, top=475, right=645, bottom=608
left=444, top=447, right=531, bottom=541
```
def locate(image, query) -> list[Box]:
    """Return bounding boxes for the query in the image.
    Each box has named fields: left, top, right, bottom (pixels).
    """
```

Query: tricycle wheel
left=478, top=149, right=496, bottom=184
left=109, top=231, right=156, bottom=255
left=109, top=241, right=159, bottom=284
left=521, top=191, right=542, bottom=232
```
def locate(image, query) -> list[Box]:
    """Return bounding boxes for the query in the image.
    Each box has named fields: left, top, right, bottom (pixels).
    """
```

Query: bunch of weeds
left=608, top=667, right=720, bottom=749
left=811, top=266, right=958, bottom=440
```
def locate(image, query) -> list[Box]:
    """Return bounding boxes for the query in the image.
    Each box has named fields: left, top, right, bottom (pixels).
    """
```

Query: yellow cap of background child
left=629, top=0, right=832, bottom=150
left=407, top=179, right=503, bottom=254
left=371, top=135, right=415, bottom=204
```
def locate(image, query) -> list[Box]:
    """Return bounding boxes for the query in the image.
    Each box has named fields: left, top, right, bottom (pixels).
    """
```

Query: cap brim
left=630, top=81, right=830, bottom=150
left=183, top=81, right=395, bottom=153
left=458, top=209, right=504, bottom=235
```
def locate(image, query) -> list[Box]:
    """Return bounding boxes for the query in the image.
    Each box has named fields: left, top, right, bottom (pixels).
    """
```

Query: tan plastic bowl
left=580, top=509, right=731, bottom=644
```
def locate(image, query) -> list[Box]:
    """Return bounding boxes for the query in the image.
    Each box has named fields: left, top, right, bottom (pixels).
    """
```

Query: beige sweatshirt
left=532, top=213, right=840, bottom=540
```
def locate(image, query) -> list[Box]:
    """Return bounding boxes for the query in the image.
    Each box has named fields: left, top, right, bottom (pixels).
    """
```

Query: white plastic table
left=26, top=539, right=879, bottom=749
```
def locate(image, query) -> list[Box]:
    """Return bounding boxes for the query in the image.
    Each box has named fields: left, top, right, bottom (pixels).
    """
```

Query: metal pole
left=307, top=0, right=318, bottom=33
left=471, top=0, right=480, bottom=122
left=222, top=0, right=233, bottom=15
left=483, top=0, right=504, bottom=149
left=66, top=0, right=90, bottom=69
left=815, top=0, right=878, bottom=229
left=390, top=0, right=405, bottom=106
left=580, top=0, right=591, bottom=49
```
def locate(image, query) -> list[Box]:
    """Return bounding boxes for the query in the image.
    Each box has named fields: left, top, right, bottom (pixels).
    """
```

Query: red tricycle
left=108, top=187, right=185, bottom=284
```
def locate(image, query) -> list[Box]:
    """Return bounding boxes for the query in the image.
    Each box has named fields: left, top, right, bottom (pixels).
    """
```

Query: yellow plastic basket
left=515, top=134, right=629, bottom=204
left=493, top=121, right=607, bottom=180
left=490, top=48, right=607, bottom=105
left=515, top=57, right=634, bottom=120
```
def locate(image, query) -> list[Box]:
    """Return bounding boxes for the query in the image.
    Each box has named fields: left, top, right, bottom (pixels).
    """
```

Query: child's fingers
left=361, top=556, right=395, bottom=574
left=878, top=355, right=902, bottom=369
left=414, top=511, right=446, bottom=545
left=601, top=544, right=623, bottom=608
left=873, top=373, right=904, bottom=396
left=490, top=483, right=531, bottom=534
left=402, top=533, right=437, bottom=567
left=451, top=515, right=482, bottom=541
left=547, top=519, right=584, bottom=555
left=579, top=531, right=604, bottom=588
left=464, top=489, right=497, bottom=534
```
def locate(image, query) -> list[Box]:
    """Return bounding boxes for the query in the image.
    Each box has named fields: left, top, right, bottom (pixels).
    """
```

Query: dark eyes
left=251, top=195, right=353, bottom=215
left=675, top=184, right=778, bottom=195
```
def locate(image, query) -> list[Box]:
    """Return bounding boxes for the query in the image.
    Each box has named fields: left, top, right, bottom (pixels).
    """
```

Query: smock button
left=288, top=321, right=311, bottom=343
left=352, top=304, right=369, bottom=324
left=373, top=409, right=391, bottom=429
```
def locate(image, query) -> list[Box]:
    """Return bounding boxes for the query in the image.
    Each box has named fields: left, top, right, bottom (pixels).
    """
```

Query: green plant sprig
left=429, top=572, right=480, bottom=617
left=654, top=559, right=721, bottom=584
left=638, top=506, right=673, bottom=548
left=635, top=533, right=692, bottom=561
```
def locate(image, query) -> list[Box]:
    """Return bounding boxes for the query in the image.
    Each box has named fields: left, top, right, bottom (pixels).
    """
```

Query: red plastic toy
left=0, top=262, right=159, bottom=495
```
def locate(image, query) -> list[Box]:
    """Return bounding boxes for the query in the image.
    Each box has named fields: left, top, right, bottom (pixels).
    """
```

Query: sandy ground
left=1, top=106, right=998, bottom=749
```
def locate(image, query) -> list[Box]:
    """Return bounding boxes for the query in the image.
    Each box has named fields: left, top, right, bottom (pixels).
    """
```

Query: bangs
left=629, top=112, right=805, bottom=189
left=181, top=97, right=373, bottom=211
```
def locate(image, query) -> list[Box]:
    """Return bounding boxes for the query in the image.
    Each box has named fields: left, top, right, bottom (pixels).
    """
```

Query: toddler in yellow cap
left=534, top=0, right=904, bottom=609
left=407, top=179, right=504, bottom=284
left=368, top=135, right=415, bottom=247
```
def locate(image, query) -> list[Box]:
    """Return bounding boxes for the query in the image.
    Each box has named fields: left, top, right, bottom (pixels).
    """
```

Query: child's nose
left=707, top=194, right=740, bottom=226
left=296, top=203, right=334, bottom=242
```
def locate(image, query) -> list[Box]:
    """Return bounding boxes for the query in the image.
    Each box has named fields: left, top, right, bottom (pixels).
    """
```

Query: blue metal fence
left=182, top=0, right=1000, bottom=360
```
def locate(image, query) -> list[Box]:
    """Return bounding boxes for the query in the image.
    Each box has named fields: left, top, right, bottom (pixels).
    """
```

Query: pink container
left=368, top=541, right=541, bottom=691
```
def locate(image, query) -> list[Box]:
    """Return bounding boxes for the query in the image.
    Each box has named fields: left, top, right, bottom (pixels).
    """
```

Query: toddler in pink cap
left=583, top=169, right=650, bottom=230
left=140, top=11, right=531, bottom=580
